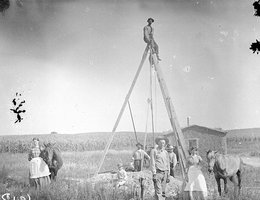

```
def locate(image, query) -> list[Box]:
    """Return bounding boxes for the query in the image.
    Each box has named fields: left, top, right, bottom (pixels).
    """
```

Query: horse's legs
left=237, top=170, right=242, bottom=195
left=53, top=169, right=58, bottom=181
left=49, top=168, right=55, bottom=181
left=215, top=176, right=221, bottom=196
left=230, top=175, right=239, bottom=199
left=223, top=178, right=228, bottom=194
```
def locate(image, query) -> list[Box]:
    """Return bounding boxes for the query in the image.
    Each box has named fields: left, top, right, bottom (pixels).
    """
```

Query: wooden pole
left=151, top=53, right=188, bottom=181
left=95, top=46, right=149, bottom=176
left=128, top=101, right=138, bottom=143
left=149, top=55, right=155, bottom=147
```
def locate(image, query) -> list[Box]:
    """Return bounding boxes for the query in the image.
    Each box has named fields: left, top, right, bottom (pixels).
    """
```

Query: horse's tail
left=240, top=156, right=260, bottom=168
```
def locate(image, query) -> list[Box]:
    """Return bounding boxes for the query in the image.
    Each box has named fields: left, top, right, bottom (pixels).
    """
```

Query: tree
left=250, top=1, right=260, bottom=54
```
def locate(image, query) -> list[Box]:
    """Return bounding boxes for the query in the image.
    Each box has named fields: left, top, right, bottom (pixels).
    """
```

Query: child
left=116, top=163, right=127, bottom=188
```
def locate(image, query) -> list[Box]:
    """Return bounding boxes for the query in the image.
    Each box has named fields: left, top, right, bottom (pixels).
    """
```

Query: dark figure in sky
left=253, top=0, right=260, bottom=17
left=0, top=0, right=10, bottom=15
left=250, top=39, right=260, bottom=54
left=10, top=93, right=26, bottom=123
left=15, top=110, right=26, bottom=123
left=10, top=108, right=26, bottom=123
left=12, top=99, right=17, bottom=106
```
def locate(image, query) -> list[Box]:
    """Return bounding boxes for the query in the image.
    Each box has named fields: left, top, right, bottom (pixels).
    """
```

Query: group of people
left=116, top=136, right=208, bottom=200
left=28, top=137, right=51, bottom=189
left=131, top=141, right=177, bottom=178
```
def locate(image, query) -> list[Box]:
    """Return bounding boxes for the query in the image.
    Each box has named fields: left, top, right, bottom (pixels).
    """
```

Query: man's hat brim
left=136, top=143, right=143, bottom=147
left=147, top=18, right=154, bottom=22
left=166, top=145, right=174, bottom=150
left=155, top=137, right=169, bottom=145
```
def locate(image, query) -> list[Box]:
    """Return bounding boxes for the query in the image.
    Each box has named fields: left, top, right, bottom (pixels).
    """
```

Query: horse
left=206, top=150, right=242, bottom=199
left=40, top=143, right=63, bottom=181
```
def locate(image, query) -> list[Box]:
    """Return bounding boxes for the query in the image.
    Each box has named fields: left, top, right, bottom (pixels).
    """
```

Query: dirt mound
left=88, top=170, right=183, bottom=199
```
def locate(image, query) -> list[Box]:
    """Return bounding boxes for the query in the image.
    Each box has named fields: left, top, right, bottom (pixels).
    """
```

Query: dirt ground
left=88, top=170, right=183, bottom=199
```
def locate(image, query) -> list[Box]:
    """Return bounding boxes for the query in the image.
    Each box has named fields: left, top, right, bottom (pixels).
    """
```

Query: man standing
left=150, top=136, right=170, bottom=200
left=132, top=142, right=150, bottom=172
left=143, top=17, right=161, bottom=61
left=166, top=145, right=177, bottom=178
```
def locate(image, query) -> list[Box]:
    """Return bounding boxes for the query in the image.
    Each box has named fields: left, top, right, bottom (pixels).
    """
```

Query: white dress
left=184, top=155, right=208, bottom=199
left=29, top=157, right=51, bottom=179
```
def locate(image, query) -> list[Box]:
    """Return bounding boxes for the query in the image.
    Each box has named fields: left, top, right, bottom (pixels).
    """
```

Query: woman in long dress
left=183, top=147, right=208, bottom=200
left=28, top=137, right=51, bottom=189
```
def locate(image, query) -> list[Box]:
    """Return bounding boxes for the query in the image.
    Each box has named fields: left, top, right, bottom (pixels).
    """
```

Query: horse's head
left=206, top=150, right=217, bottom=174
left=40, top=143, right=54, bottom=167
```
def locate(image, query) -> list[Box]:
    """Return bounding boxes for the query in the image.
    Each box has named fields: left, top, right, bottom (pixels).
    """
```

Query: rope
left=128, top=100, right=138, bottom=143
left=145, top=98, right=151, bottom=133
left=141, top=99, right=150, bottom=171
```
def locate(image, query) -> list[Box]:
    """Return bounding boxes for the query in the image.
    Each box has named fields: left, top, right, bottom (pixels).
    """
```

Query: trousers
left=134, top=159, right=142, bottom=172
left=170, top=163, right=175, bottom=177
left=144, top=37, right=159, bottom=56
left=153, top=170, right=168, bottom=200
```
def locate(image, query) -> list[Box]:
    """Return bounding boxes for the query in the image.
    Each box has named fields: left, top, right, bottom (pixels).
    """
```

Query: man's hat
left=32, top=137, right=39, bottom=141
left=147, top=18, right=154, bottom=23
left=155, top=136, right=169, bottom=145
left=136, top=142, right=143, bottom=147
left=166, top=145, right=174, bottom=151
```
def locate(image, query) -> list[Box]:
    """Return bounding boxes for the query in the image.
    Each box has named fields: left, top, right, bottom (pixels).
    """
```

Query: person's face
left=137, top=145, right=141, bottom=149
left=33, top=139, right=39, bottom=146
left=192, top=150, right=198, bottom=155
left=158, top=140, right=165, bottom=148
left=148, top=19, right=153, bottom=24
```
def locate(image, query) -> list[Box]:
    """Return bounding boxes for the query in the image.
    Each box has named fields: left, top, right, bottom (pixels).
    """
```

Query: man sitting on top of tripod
left=143, top=17, right=161, bottom=61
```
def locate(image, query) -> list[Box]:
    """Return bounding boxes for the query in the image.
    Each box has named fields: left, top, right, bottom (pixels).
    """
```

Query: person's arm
left=167, top=152, right=170, bottom=172
left=143, top=26, right=150, bottom=43
left=166, top=152, right=170, bottom=181
left=132, top=151, right=135, bottom=161
left=198, top=155, right=208, bottom=167
left=143, top=150, right=150, bottom=160
left=150, top=149, right=156, bottom=175
left=28, top=149, right=32, bottom=161
left=173, top=153, right=177, bottom=168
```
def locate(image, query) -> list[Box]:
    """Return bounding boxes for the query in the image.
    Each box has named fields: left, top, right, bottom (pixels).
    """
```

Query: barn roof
left=164, top=125, right=227, bottom=137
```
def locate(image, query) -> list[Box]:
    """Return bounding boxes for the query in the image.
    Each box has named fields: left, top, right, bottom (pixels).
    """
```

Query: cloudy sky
left=0, top=0, right=259, bottom=135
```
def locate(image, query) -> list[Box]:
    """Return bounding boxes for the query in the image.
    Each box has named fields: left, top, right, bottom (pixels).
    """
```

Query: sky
left=0, top=0, right=259, bottom=135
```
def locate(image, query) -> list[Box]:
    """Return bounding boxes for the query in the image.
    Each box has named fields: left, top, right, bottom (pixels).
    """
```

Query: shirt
left=168, top=152, right=177, bottom=168
left=150, top=147, right=170, bottom=174
left=143, top=25, right=154, bottom=43
left=187, top=154, right=202, bottom=168
left=28, top=146, right=41, bottom=161
left=132, top=149, right=150, bottom=160
left=117, top=169, right=127, bottom=181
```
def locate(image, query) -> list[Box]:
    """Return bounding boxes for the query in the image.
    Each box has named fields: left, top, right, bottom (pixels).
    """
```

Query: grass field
left=0, top=133, right=260, bottom=200
left=0, top=132, right=162, bottom=153
left=0, top=149, right=260, bottom=200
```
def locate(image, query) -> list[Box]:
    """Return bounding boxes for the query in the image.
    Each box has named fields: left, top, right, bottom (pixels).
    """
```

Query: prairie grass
left=1, top=134, right=260, bottom=199
left=1, top=150, right=260, bottom=200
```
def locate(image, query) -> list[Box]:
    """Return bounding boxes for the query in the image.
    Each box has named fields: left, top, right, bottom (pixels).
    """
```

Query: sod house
left=164, top=125, right=227, bottom=160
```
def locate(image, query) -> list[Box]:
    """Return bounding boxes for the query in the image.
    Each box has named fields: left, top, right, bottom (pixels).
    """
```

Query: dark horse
left=40, top=143, right=63, bottom=181
left=206, top=150, right=242, bottom=199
